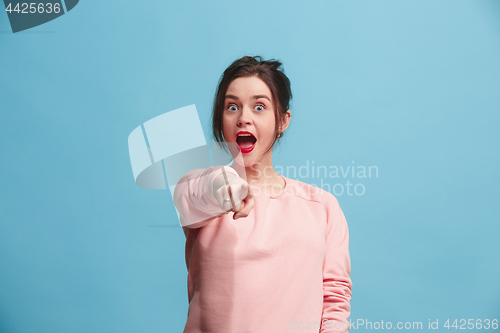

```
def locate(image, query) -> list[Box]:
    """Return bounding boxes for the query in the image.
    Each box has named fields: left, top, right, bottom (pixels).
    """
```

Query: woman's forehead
left=226, top=77, right=272, bottom=98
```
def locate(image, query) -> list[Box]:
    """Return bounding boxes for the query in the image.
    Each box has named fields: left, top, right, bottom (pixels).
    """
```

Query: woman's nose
left=237, top=106, right=252, bottom=125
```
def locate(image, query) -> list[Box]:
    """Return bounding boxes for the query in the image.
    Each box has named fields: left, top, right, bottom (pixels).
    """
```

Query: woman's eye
left=255, top=104, right=265, bottom=112
left=228, top=104, right=238, bottom=111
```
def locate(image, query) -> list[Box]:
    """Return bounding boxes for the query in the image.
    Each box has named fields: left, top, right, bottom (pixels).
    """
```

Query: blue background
left=1, top=0, right=499, bottom=332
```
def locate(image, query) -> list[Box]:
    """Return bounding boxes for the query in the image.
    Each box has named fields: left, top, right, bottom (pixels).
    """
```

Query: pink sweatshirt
left=173, top=165, right=352, bottom=333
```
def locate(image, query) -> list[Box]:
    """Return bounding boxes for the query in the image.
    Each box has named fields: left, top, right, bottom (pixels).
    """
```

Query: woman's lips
left=235, top=131, right=256, bottom=153
left=239, top=144, right=255, bottom=153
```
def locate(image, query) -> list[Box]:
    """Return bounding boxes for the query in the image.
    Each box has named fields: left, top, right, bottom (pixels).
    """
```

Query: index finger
left=234, top=183, right=254, bottom=219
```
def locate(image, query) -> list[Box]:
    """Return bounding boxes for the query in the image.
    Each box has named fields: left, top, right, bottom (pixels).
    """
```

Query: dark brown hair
left=211, top=55, right=292, bottom=155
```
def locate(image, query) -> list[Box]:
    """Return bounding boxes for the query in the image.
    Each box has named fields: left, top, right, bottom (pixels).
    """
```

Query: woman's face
left=222, top=76, right=277, bottom=167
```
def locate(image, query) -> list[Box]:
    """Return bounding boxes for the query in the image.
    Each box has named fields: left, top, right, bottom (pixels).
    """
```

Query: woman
left=173, top=56, right=352, bottom=333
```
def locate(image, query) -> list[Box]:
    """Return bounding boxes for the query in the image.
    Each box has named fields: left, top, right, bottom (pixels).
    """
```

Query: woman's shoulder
left=283, top=176, right=340, bottom=207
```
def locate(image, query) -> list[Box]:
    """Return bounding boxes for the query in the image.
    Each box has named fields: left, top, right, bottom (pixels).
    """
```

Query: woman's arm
left=173, top=165, right=239, bottom=228
left=320, top=195, right=353, bottom=333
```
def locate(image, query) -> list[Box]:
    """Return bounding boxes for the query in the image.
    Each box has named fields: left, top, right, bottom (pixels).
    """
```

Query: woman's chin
left=232, top=151, right=259, bottom=168
left=227, top=142, right=259, bottom=166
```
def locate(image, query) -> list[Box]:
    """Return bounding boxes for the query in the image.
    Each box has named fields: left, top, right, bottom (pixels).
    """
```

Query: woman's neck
left=230, top=158, right=284, bottom=190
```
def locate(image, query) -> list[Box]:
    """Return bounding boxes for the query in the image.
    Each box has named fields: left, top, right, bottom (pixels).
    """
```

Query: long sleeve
left=173, top=165, right=239, bottom=228
left=320, top=195, right=353, bottom=333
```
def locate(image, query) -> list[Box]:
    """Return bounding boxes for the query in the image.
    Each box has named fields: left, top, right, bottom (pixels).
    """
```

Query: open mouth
left=235, top=131, right=257, bottom=153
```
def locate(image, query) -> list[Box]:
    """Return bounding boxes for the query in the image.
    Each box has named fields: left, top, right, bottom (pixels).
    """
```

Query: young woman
left=173, top=56, right=352, bottom=333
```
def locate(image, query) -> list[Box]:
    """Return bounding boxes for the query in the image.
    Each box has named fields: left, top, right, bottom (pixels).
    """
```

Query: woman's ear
left=279, top=109, right=291, bottom=133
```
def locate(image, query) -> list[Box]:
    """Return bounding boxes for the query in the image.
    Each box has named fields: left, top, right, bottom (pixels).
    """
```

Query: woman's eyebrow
left=225, top=94, right=271, bottom=101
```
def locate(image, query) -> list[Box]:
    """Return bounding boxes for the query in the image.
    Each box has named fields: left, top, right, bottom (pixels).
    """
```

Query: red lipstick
left=235, top=131, right=257, bottom=153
